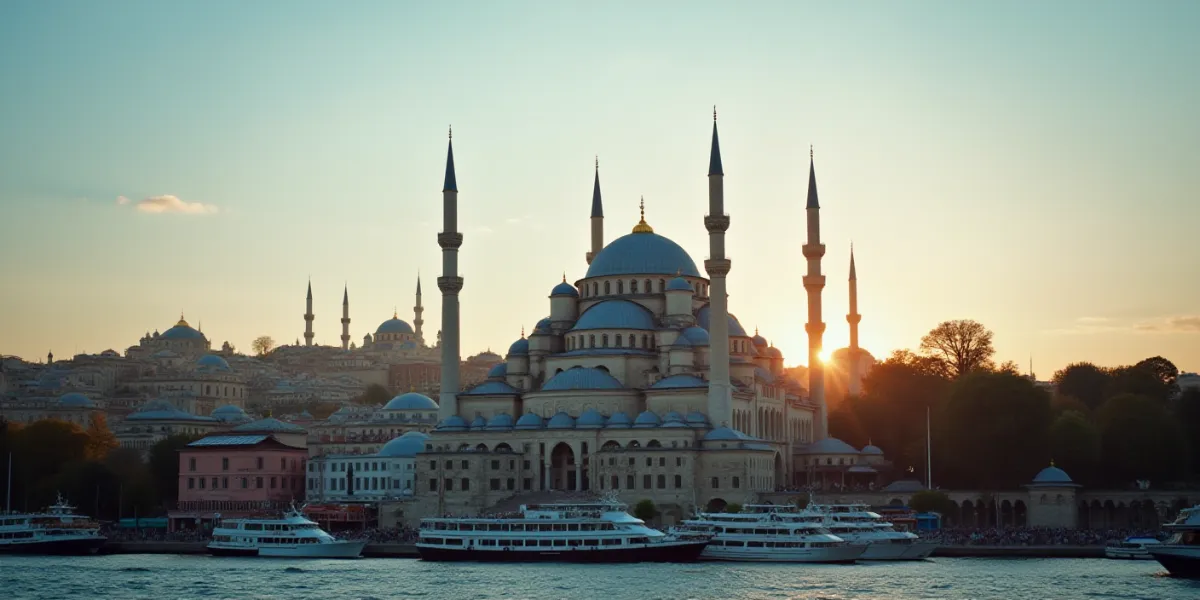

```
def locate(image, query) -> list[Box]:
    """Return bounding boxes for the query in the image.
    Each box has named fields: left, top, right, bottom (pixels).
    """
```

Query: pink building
left=169, top=432, right=308, bottom=530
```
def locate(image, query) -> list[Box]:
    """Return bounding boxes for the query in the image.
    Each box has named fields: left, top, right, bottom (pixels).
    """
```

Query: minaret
left=304, top=280, right=315, bottom=347
left=47, top=350, right=53, bottom=364
left=586, top=156, right=604, bottom=264
left=803, top=147, right=828, bottom=439
left=340, top=285, right=351, bottom=350
left=413, top=275, right=425, bottom=344
left=437, top=126, right=463, bottom=421
left=846, top=245, right=862, bottom=397
left=704, top=107, right=733, bottom=428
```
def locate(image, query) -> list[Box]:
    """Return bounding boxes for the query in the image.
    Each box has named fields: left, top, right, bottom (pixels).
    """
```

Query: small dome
left=211, top=404, right=248, bottom=421
left=666, top=276, right=693, bottom=292
left=384, top=392, right=438, bottom=411
left=514, top=413, right=544, bottom=430
left=577, top=408, right=606, bottom=429
left=752, top=333, right=768, bottom=347
left=663, top=411, right=685, bottom=423
left=376, top=317, right=414, bottom=335
left=546, top=412, right=577, bottom=430
left=766, top=346, right=783, bottom=358
left=436, top=415, right=469, bottom=431
left=695, top=305, right=749, bottom=337
left=650, top=374, right=708, bottom=389
left=161, top=319, right=205, bottom=340
left=487, top=363, right=508, bottom=378
left=378, top=432, right=430, bottom=458
left=232, top=417, right=306, bottom=434
left=685, top=411, right=709, bottom=426
left=57, top=393, right=95, bottom=408
left=485, top=413, right=515, bottom=430
left=805, top=437, right=860, bottom=455
left=542, top=367, right=623, bottom=391
left=533, top=317, right=553, bottom=334
left=462, top=380, right=520, bottom=396
left=1031, top=465, right=1074, bottom=485
left=605, top=412, right=633, bottom=428
left=470, top=416, right=487, bottom=429
left=703, top=427, right=757, bottom=441
left=585, top=231, right=701, bottom=278
left=196, top=354, right=231, bottom=371
left=633, top=410, right=661, bottom=428
left=571, top=300, right=656, bottom=331
left=861, top=444, right=884, bottom=456
left=679, top=326, right=710, bottom=346
left=507, top=337, right=529, bottom=356
left=551, top=281, right=579, bottom=297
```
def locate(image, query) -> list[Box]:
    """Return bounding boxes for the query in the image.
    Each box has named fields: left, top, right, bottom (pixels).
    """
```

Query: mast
left=926, top=405, right=933, bottom=489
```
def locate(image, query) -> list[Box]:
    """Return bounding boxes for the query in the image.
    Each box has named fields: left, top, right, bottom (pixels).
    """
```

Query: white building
left=305, top=431, right=430, bottom=502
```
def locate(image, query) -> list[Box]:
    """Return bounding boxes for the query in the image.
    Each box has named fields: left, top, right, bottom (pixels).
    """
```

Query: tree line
left=830, top=319, right=1198, bottom=490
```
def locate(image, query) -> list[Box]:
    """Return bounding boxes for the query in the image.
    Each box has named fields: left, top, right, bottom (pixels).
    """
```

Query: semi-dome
left=514, top=413, right=544, bottom=430
left=551, top=281, right=579, bottom=297
left=211, top=404, right=248, bottom=420
left=666, top=277, right=693, bottom=292
left=695, top=305, right=748, bottom=337
left=487, top=363, right=508, bottom=378
left=233, top=417, right=306, bottom=434
left=679, top=326, right=710, bottom=346
left=541, top=367, right=623, bottom=391
left=861, top=444, right=885, bottom=456
left=507, top=337, right=529, bottom=356
left=547, top=412, right=577, bottom=429
left=57, top=393, right=95, bottom=408
left=376, top=317, right=414, bottom=335
left=571, top=300, right=656, bottom=331
left=685, top=411, right=709, bottom=427
left=436, top=415, right=469, bottom=431
left=605, top=412, right=633, bottom=428
left=633, top=410, right=661, bottom=428
left=650, top=374, right=708, bottom=389
left=463, top=381, right=520, bottom=396
left=663, top=411, right=685, bottom=423
left=378, top=432, right=430, bottom=458
left=703, top=427, right=758, bottom=441
left=766, top=346, right=783, bottom=358
left=533, top=317, right=553, bottom=334
left=470, top=416, right=487, bottom=429
left=384, top=392, right=438, bottom=411
left=196, top=354, right=231, bottom=371
left=1031, top=465, right=1074, bottom=485
left=585, top=232, right=701, bottom=278
left=805, top=437, right=860, bottom=454
left=161, top=318, right=205, bottom=340
left=485, top=413, right=515, bottom=430
left=577, top=408, right=606, bottom=429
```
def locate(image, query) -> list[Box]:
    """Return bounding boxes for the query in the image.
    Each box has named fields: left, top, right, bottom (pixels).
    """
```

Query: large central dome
left=585, top=231, right=701, bottom=278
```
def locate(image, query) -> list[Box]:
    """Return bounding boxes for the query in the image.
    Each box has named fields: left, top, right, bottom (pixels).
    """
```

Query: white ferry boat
left=809, top=502, right=937, bottom=560
left=1149, top=505, right=1200, bottom=577
left=0, top=494, right=106, bottom=555
left=676, top=504, right=865, bottom=563
left=417, top=501, right=709, bottom=562
left=1104, top=536, right=1162, bottom=560
left=207, top=505, right=367, bottom=558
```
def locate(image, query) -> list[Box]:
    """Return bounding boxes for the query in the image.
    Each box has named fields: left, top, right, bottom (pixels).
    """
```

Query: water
left=1, top=556, right=1197, bottom=600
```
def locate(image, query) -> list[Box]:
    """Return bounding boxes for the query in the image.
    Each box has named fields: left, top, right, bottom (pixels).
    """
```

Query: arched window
left=629, top=335, right=635, bottom=348
left=647, top=439, right=662, bottom=448
left=589, top=334, right=596, bottom=348
left=641, top=334, right=648, bottom=348
left=656, top=279, right=663, bottom=292
left=568, top=337, right=574, bottom=350
left=601, top=334, right=609, bottom=347
left=617, top=280, right=624, bottom=294
left=604, top=281, right=611, bottom=295
left=631, top=280, right=638, bottom=293
left=615, top=334, right=622, bottom=347
left=592, top=282, right=598, bottom=296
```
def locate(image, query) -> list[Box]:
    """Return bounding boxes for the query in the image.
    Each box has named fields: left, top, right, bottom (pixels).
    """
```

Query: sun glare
left=818, top=349, right=833, bottom=364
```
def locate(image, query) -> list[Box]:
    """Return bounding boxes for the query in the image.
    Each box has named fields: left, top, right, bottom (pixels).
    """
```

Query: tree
left=849, top=351, right=950, bottom=476
left=1048, top=411, right=1101, bottom=485
left=252, top=335, right=275, bottom=356
left=633, top=499, right=658, bottom=522
left=355, top=383, right=393, bottom=406
left=1052, top=362, right=1112, bottom=410
left=827, top=407, right=868, bottom=449
left=1135, top=356, right=1180, bottom=394
left=148, top=434, right=202, bottom=505
left=84, top=413, right=119, bottom=460
left=104, top=448, right=159, bottom=518
left=1095, top=394, right=1187, bottom=485
left=1171, top=388, right=1200, bottom=479
left=1050, top=394, right=1091, bottom=418
left=724, top=503, right=743, bottom=514
left=937, top=371, right=1052, bottom=489
left=307, top=402, right=341, bottom=420
left=919, top=320, right=995, bottom=378
left=908, top=490, right=956, bottom=515
left=10, top=420, right=90, bottom=510
left=1109, top=357, right=1179, bottom=403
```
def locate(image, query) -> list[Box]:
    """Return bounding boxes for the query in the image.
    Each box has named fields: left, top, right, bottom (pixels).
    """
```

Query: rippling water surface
left=2, top=555, right=1197, bottom=600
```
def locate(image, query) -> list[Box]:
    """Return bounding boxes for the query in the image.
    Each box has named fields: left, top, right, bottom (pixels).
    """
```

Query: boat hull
left=208, top=540, right=367, bottom=559
left=701, top=543, right=864, bottom=563
left=1105, top=548, right=1155, bottom=560
left=0, top=536, right=107, bottom=555
left=860, top=542, right=937, bottom=561
left=1150, top=547, right=1200, bottom=577
left=417, top=540, right=708, bottom=563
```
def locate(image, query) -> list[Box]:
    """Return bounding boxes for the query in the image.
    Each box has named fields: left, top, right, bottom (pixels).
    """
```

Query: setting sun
left=819, top=349, right=833, bottom=363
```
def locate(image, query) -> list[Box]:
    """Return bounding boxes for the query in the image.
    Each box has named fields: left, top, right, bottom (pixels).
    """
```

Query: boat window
left=539, top=540, right=552, bottom=547
left=584, top=539, right=599, bottom=546
left=603, top=538, right=621, bottom=546
left=747, top=541, right=764, bottom=547
left=445, top=538, right=462, bottom=546
left=568, top=524, right=580, bottom=531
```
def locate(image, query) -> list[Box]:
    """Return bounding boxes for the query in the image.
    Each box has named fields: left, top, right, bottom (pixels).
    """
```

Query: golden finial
left=520, top=326, right=525, bottom=338
left=595, top=155, right=598, bottom=170
left=632, top=196, right=654, bottom=233
left=176, top=312, right=188, bottom=327
left=810, top=144, right=814, bottom=159
left=713, top=105, right=717, bottom=121
left=448, top=125, right=452, bottom=140
left=393, top=307, right=398, bottom=319
left=562, top=272, right=567, bottom=283
left=1050, top=459, right=1056, bottom=467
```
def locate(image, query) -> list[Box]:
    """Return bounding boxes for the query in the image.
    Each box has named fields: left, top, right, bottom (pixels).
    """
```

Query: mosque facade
left=398, top=116, right=873, bottom=521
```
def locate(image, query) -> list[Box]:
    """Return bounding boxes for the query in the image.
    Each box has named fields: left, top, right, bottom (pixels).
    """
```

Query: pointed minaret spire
left=437, top=127, right=465, bottom=421
left=443, top=126, right=457, bottom=192
left=704, top=107, right=733, bottom=428
left=304, top=279, right=315, bottom=347
left=847, top=244, right=862, bottom=397
left=413, top=273, right=425, bottom=345
left=586, top=156, right=604, bottom=264
left=804, top=145, right=828, bottom=437
left=340, top=283, right=351, bottom=350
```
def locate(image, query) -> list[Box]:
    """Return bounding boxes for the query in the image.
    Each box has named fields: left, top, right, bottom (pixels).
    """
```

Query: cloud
left=1134, top=316, right=1200, bottom=333
left=117, top=194, right=218, bottom=215
left=1049, top=315, right=1200, bottom=335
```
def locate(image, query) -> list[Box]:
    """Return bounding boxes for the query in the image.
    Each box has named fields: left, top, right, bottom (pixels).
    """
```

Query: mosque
left=398, top=114, right=879, bottom=520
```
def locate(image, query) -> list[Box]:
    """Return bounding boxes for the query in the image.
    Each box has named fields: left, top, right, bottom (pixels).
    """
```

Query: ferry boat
left=675, top=504, right=865, bottom=563
left=207, top=504, right=367, bottom=558
left=1149, top=505, right=1200, bottom=577
left=0, top=494, right=106, bottom=555
left=416, top=501, right=709, bottom=562
left=808, top=502, right=937, bottom=560
left=1104, top=536, right=1162, bottom=560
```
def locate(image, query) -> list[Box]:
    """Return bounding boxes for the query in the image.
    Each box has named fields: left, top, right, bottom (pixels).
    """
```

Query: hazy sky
left=2, top=1, right=1197, bottom=376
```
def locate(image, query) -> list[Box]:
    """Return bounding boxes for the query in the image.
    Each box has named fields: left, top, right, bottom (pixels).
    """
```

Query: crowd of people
left=925, top=527, right=1159, bottom=546
left=101, top=527, right=211, bottom=542
left=349, top=525, right=420, bottom=543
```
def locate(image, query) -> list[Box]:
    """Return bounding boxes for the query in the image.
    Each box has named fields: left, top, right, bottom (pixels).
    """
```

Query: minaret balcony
left=804, top=322, right=826, bottom=335
left=846, top=314, right=861, bottom=325
left=437, top=232, right=463, bottom=249
left=801, top=243, right=826, bottom=259
left=437, top=276, right=464, bottom=294
left=802, top=275, right=826, bottom=288
left=704, top=258, right=732, bottom=277
left=704, top=214, right=730, bottom=233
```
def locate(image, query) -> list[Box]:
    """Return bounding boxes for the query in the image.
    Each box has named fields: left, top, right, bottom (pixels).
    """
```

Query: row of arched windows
left=580, top=278, right=710, bottom=298
left=567, top=332, right=657, bottom=351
